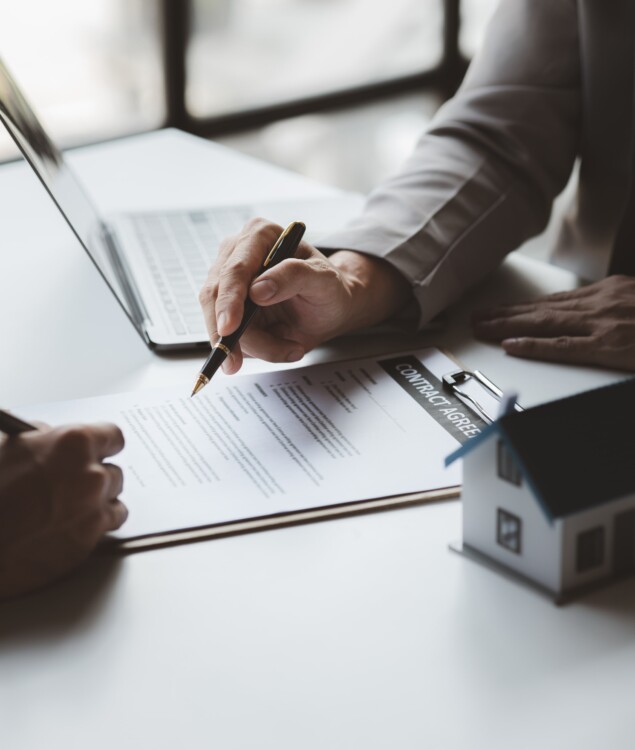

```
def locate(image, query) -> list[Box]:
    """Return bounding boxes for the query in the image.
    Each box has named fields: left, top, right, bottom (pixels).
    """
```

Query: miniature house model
left=446, top=378, right=635, bottom=600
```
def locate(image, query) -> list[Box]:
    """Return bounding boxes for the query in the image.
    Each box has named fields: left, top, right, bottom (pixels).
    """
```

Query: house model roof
left=446, top=377, right=635, bottom=521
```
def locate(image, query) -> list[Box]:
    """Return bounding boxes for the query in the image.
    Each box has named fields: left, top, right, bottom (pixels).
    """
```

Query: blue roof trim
left=496, top=424, right=555, bottom=526
left=445, top=422, right=500, bottom=466
left=444, top=419, right=557, bottom=525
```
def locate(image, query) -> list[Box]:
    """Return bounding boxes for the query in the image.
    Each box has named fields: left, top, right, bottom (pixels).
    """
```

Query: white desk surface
left=0, top=129, right=633, bottom=750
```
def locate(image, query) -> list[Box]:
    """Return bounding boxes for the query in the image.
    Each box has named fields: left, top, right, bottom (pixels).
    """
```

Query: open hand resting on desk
left=198, top=218, right=410, bottom=374
left=472, top=275, right=635, bottom=372
left=0, top=422, right=127, bottom=600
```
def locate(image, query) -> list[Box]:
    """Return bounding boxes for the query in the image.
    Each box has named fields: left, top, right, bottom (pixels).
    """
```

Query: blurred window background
left=0, top=0, right=164, bottom=157
left=0, top=0, right=499, bottom=191
left=187, top=0, right=444, bottom=118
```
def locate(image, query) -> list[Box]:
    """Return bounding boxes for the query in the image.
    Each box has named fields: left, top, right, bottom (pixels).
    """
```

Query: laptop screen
left=0, top=59, right=135, bottom=327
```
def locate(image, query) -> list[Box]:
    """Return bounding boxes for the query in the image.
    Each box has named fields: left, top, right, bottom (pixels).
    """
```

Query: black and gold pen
left=191, top=221, right=306, bottom=397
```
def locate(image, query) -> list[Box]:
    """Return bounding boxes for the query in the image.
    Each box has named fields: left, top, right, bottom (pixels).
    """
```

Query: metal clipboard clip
left=442, top=369, right=523, bottom=424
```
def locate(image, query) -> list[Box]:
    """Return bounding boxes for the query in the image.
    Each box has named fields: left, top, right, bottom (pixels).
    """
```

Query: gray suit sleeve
left=318, top=0, right=581, bottom=327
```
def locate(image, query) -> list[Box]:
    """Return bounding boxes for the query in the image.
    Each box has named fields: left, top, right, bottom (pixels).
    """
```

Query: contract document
left=20, top=349, right=488, bottom=544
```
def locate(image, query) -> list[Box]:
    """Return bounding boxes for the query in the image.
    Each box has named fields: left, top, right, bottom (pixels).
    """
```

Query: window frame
left=0, top=1, right=469, bottom=163
left=576, top=526, right=605, bottom=574
left=496, top=439, right=522, bottom=487
left=497, top=508, right=522, bottom=555
left=160, top=0, right=468, bottom=138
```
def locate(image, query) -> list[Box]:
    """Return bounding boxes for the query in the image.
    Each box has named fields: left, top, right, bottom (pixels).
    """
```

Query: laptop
left=0, top=59, right=363, bottom=350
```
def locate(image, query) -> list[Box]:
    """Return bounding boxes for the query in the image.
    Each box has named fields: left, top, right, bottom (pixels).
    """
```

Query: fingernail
left=217, top=312, right=228, bottom=334
left=286, top=348, right=304, bottom=362
left=502, top=338, right=520, bottom=348
left=251, top=279, right=277, bottom=301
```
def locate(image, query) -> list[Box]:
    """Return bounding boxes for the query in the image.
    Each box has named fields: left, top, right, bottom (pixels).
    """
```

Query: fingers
left=102, top=463, right=124, bottom=499
left=71, top=463, right=127, bottom=537
left=60, top=497, right=128, bottom=562
left=536, top=285, right=597, bottom=302
left=474, top=287, right=594, bottom=320
left=198, top=219, right=325, bottom=374
left=71, top=461, right=123, bottom=507
left=249, top=255, right=338, bottom=307
left=239, top=326, right=305, bottom=364
left=473, top=300, right=584, bottom=321
left=87, top=423, right=126, bottom=460
left=473, top=310, right=590, bottom=341
left=472, top=284, right=599, bottom=324
left=502, top=336, right=598, bottom=366
left=221, top=341, right=243, bottom=375
left=102, top=499, right=129, bottom=532
left=53, top=422, right=125, bottom=464
left=199, top=219, right=283, bottom=340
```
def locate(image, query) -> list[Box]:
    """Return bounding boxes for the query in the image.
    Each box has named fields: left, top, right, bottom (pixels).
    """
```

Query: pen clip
left=442, top=369, right=523, bottom=424
left=262, top=221, right=304, bottom=268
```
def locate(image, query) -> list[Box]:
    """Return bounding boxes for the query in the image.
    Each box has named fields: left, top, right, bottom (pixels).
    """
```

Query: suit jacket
left=319, top=0, right=635, bottom=327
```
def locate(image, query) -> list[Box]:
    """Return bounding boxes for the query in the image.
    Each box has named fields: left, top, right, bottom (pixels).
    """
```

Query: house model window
left=576, top=527, right=605, bottom=573
left=497, top=440, right=522, bottom=486
left=497, top=509, right=522, bottom=554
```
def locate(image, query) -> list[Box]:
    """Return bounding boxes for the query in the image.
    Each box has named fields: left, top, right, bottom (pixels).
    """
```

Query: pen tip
left=190, top=376, right=208, bottom=398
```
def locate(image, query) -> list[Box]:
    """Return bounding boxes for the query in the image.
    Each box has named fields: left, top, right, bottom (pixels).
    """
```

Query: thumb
left=249, top=255, right=338, bottom=306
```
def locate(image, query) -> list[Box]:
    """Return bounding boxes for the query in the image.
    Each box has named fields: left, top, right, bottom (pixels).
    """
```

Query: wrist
left=329, top=250, right=411, bottom=331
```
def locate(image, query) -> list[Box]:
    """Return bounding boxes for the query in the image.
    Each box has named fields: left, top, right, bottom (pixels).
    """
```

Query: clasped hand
left=0, top=422, right=127, bottom=599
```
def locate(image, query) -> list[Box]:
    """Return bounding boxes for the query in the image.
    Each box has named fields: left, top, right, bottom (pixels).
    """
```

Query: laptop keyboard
left=131, top=208, right=253, bottom=335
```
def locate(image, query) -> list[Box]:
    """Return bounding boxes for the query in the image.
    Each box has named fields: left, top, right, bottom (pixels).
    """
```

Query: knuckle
left=80, top=465, right=109, bottom=498
left=308, top=258, right=339, bottom=282
left=198, top=283, right=217, bottom=306
left=244, top=216, right=267, bottom=232
left=55, top=426, right=92, bottom=462
left=224, top=259, right=250, bottom=279
left=609, top=274, right=629, bottom=287
left=218, top=235, right=238, bottom=255
left=277, top=258, right=305, bottom=280
left=534, top=309, right=552, bottom=325
left=239, top=218, right=284, bottom=249
left=111, top=464, right=124, bottom=495
left=105, top=501, right=128, bottom=531
left=244, top=217, right=282, bottom=236
left=554, top=336, right=572, bottom=349
left=605, top=321, right=631, bottom=343
left=112, top=425, right=125, bottom=452
left=515, top=337, right=534, bottom=351
left=103, top=424, right=125, bottom=454
left=306, top=257, right=330, bottom=273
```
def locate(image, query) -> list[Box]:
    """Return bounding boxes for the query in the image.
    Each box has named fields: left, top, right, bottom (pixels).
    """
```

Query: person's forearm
left=329, top=250, right=411, bottom=332
left=319, top=0, right=580, bottom=329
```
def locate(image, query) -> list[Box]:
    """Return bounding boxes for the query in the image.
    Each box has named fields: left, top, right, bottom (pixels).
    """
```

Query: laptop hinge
left=100, top=222, right=151, bottom=340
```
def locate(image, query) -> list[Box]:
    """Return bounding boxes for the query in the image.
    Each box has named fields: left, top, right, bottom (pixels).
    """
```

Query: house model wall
left=447, top=378, right=635, bottom=600
left=461, top=437, right=562, bottom=593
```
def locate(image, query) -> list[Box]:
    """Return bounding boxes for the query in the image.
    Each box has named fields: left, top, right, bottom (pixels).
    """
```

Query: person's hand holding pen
left=0, top=413, right=127, bottom=600
left=197, top=218, right=411, bottom=377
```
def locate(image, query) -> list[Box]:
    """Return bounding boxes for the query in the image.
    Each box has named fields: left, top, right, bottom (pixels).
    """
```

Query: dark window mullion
left=442, top=0, right=466, bottom=91
left=162, top=0, right=190, bottom=129
left=162, top=0, right=468, bottom=137
left=184, top=68, right=448, bottom=138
